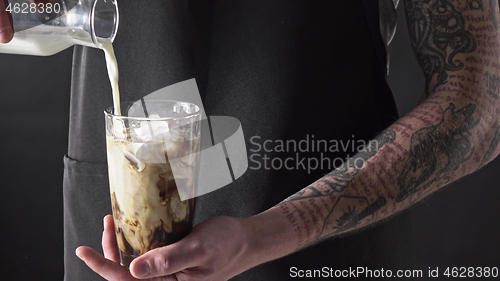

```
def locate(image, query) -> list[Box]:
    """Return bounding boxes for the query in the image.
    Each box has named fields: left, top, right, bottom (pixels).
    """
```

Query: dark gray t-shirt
left=64, top=1, right=415, bottom=280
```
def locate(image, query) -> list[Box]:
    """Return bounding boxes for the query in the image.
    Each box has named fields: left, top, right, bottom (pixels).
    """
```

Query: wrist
left=242, top=205, right=301, bottom=266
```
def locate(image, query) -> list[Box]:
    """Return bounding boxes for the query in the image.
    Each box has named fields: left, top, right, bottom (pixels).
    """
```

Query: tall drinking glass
left=104, top=100, right=201, bottom=267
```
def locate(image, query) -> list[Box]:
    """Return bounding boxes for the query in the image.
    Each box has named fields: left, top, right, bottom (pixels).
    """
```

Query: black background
left=0, top=4, right=499, bottom=280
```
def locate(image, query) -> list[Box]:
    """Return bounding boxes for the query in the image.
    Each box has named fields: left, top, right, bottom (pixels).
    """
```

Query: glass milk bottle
left=0, top=0, right=118, bottom=56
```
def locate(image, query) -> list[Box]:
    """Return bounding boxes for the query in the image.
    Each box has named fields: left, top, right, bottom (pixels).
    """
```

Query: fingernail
left=0, top=27, right=13, bottom=43
left=134, top=261, right=151, bottom=278
left=75, top=248, right=83, bottom=259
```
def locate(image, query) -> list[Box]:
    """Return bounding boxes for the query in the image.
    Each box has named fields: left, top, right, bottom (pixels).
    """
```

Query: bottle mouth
left=90, top=0, right=119, bottom=46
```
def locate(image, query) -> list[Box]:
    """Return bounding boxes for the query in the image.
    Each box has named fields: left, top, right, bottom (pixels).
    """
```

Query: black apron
left=64, top=1, right=416, bottom=280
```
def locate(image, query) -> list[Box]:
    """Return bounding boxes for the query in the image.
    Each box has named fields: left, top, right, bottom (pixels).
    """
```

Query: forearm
left=244, top=0, right=500, bottom=266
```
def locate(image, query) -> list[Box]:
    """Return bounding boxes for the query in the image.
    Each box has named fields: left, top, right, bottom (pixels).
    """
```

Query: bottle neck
left=66, top=0, right=119, bottom=49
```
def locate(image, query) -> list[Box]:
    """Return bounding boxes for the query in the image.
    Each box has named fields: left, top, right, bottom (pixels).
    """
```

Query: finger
left=129, top=238, right=202, bottom=279
left=102, top=215, right=120, bottom=263
left=76, top=246, right=136, bottom=281
left=0, top=0, right=14, bottom=43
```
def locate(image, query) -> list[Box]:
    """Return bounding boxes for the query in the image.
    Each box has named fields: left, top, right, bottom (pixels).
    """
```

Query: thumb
left=129, top=238, right=202, bottom=279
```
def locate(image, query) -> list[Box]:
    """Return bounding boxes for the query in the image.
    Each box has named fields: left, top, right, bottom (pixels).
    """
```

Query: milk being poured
left=99, top=39, right=121, bottom=116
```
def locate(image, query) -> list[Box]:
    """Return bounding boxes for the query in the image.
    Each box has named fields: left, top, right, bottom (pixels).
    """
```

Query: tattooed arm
left=241, top=0, right=500, bottom=265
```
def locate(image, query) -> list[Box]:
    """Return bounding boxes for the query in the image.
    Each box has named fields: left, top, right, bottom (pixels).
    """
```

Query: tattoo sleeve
left=255, top=0, right=500, bottom=254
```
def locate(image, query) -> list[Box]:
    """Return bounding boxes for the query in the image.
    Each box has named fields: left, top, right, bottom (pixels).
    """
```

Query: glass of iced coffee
left=104, top=100, right=201, bottom=267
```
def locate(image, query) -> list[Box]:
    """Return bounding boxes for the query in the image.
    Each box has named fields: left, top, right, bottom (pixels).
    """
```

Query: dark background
left=0, top=4, right=498, bottom=280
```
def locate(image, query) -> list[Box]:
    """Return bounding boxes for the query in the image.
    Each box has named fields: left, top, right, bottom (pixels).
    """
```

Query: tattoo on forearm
left=405, top=0, right=477, bottom=96
left=279, top=130, right=396, bottom=204
left=479, top=125, right=500, bottom=168
left=397, top=103, right=479, bottom=202
left=328, top=196, right=387, bottom=234
left=467, top=0, right=484, bottom=10
left=293, top=196, right=387, bottom=248
left=484, top=71, right=500, bottom=99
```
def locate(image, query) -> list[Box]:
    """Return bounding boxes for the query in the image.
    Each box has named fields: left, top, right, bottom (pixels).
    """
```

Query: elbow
left=477, top=118, right=500, bottom=169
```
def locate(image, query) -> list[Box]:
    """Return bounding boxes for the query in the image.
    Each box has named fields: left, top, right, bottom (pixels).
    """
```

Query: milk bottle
left=0, top=0, right=118, bottom=56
